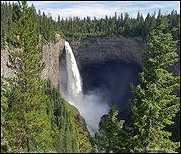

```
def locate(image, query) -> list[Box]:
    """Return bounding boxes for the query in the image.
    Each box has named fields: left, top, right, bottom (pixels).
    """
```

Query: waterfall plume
left=65, top=41, right=82, bottom=97
left=60, top=41, right=110, bottom=135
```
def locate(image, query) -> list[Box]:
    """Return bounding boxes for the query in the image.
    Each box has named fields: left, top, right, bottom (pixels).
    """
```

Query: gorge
left=59, top=37, right=144, bottom=133
left=1, top=36, right=144, bottom=134
left=2, top=36, right=179, bottom=135
left=1, top=2, right=180, bottom=152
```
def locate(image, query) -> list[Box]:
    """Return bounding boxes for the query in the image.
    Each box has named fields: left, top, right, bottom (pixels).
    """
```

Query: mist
left=65, top=89, right=110, bottom=135
left=59, top=41, right=110, bottom=135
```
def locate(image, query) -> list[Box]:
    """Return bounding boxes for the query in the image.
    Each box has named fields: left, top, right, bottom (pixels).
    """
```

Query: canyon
left=1, top=35, right=180, bottom=128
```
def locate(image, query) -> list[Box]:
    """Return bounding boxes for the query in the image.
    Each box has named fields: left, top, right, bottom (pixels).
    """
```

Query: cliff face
left=1, top=39, right=65, bottom=89
left=70, top=36, right=145, bottom=69
left=70, top=35, right=180, bottom=81
left=67, top=36, right=145, bottom=120
left=68, top=36, right=180, bottom=120
left=1, top=49, right=15, bottom=77
left=2, top=36, right=179, bottom=89
left=1, top=36, right=179, bottom=129
left=41, top=40, right=64, bottom=88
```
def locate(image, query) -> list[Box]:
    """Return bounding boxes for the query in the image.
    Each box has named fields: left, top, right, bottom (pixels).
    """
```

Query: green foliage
left=95, top=106, right=130, bottom=153
left=1, top=1, right=54, bottom=152
left=1, top=1, right=180, bottom=153
left=1, top=1, right=93, bottom=152
left=1, top=2, right=180, bottom=47
left=95, top=17, right=180, bottom=154
left=1, top=1, right=63, bottom=48
left=1, top=78, right=93, bottom=153
left=44, top=80, right=93, bottom=153
left=130, top=18, right=180, bottom=153
left=1, top=77, right=12, bottom=153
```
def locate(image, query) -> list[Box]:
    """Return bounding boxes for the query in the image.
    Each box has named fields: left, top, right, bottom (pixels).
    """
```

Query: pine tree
left=156, top=9, right=162, bottom=26
left=123, top=12, right=130, bottom=36
left=5, top=1, right=54, bottom=152
left=95, top=106, right=129, bottom=153
left=130, top=18, right=180, bottom=153
left=1, top=78, right=12, bottom=153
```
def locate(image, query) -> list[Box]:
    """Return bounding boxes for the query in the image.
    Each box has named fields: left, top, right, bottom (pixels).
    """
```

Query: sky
left=5, top=1, right=180, bottom=21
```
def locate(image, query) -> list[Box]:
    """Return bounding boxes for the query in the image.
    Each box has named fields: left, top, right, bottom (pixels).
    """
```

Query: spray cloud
left=60, top=41, right=110, bottom=135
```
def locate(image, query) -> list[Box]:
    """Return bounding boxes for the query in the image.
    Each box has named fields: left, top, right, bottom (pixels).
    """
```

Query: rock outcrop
left=1, top=49, right=14, bottom=77
left=1, top=39, right=65, bottom=89
left=41, top=39, right=64, bottom=88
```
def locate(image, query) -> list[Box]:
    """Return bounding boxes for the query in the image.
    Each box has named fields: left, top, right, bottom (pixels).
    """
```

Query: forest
left=1, top=1, right=180, bottom=153
left=1, top=1, right=180, bottom=45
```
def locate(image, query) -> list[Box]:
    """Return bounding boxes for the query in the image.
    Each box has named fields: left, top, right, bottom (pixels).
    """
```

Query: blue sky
left=7, top=1, right=181, bottom=20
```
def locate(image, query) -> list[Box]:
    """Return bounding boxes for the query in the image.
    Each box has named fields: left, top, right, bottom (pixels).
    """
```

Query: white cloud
left=177, top=1, right=180, bottom=11
left=42, top=5, right=119, bottom=21
left=38, top=1, right=179, bottom=21
left=2, top=1, right=180, bottom=20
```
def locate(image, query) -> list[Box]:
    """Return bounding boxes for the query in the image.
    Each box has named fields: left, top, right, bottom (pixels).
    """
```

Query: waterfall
left=65, top=41, right=82, bottom=98
left=62, top=41, right=110, bottom=135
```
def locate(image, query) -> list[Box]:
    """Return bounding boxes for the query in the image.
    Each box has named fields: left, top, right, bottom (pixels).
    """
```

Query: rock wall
left=68, top=36, right=180, bottom=122
left=70, top=35, right=180, bottom=76
left=1, top=35, right=180, bottom=89
left=70, top=36, right=145, bottom=69
left=41, top=40, right=65, bottom=88
left=1, top=49, right=14, bottom=77
left=1, top=39, right=65, bottom=89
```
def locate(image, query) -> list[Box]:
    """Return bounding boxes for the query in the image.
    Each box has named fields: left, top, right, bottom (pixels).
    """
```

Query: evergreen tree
left=156, top=9, right=162, bottom=26
left=5, top=1, right=54, bottom=152
left=130, top=18, right=180, bottom=153
left=123, top=12, right=130, bottom=36
left=95, top=106, right=129, bottom=153
left=1, top=3, right=180, bottom=152
left=1, top=78, right=12, bottom=153
left=1, top=2, right=180, bottom=43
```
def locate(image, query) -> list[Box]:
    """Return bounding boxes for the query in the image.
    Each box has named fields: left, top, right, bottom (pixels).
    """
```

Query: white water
left=63, top=41, right=110, bottom=135
left=65, top=41, right=82, bottom=96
